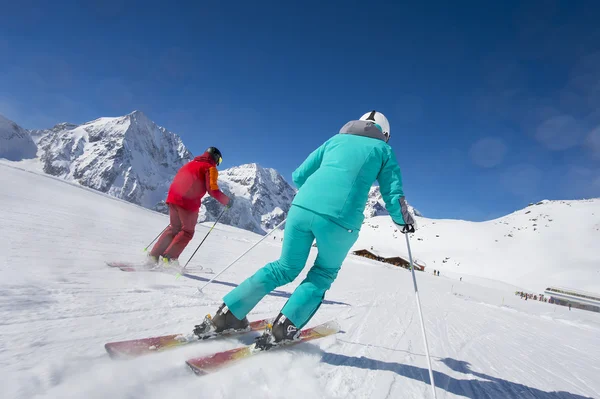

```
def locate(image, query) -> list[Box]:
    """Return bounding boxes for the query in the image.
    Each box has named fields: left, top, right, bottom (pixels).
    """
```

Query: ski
left=185, top=320, right=341, bottom=376
left=105, top=261, right=212, bottom=274
left=104, top=318, right=273, bottom=358
left=106, top=261, right=157, bottom=272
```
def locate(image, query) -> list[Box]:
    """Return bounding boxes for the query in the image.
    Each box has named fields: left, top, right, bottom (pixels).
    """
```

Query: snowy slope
left=355, top=199, right=600, bottom=293
left=0, top=114, right=37, bottom=161
left=1, top=162, right=598, bottom=399
left=30, top=110, right=192, bottom=209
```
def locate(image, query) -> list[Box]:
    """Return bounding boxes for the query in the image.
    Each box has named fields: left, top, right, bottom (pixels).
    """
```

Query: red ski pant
left=150, top=204, right=199, bottom=260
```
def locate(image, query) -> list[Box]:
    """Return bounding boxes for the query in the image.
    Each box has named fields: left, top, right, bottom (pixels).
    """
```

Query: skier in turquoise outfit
left=194, top=111, right=416, bottom=349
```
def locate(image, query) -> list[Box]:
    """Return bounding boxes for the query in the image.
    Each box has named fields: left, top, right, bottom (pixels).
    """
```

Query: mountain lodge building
left=352, top=248, right=426, bottom=271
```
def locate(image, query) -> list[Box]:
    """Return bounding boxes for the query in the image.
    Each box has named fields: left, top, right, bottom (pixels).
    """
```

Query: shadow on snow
left=320, top=353, right=593, bottom=399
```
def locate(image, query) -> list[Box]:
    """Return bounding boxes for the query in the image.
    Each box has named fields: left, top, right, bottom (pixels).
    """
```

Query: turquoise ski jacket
left=291, top=120, right=414, bottom=231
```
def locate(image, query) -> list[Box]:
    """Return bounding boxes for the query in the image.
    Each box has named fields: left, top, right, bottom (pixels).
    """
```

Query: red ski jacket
left=166, top=153, right=230, bottom=211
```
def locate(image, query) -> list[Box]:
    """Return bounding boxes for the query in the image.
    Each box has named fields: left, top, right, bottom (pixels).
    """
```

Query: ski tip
left=104, top=342, right=137, bottom=360
left=104, top=343, right=122, bottom=359
left=186, top=361, right=208, bottom=377
left=318, top=319, right=342, bottom=331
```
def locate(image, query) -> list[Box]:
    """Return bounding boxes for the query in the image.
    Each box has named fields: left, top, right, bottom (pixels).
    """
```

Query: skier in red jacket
left=148, top=147, right=231, bottom=266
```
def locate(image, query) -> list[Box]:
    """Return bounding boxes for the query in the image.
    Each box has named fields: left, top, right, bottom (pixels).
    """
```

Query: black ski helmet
left=206, top=147, right=222, bottom=166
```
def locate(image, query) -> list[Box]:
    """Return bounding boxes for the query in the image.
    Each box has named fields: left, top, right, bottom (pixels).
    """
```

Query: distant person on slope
left=148, top=147, right=232, bottom=267
left=194, top=111, right=415, bottom=349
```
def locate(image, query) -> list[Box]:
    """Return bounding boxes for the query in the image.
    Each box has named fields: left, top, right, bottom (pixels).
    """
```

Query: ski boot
left=193, top=303, right=250, bottom=339
left=161, top=256, right=180, bottom=269
left=254, top=313, right=300, bottom=351
left=143, top=255, right=160, bottom=269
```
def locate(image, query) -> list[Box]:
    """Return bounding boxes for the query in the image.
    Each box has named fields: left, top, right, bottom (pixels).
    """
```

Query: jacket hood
left=194, top=152, right=216, bottom=165
left=339, top=120, right=387, bottom=142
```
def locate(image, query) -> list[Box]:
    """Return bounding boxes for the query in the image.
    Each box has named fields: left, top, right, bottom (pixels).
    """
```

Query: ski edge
left=185, top=319, right=341, bottom=376
left=104, top=317, right=274, bottom=359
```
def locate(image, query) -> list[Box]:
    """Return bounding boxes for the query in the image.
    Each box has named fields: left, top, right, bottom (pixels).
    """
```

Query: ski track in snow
left=0, top=162, right=599, bottom=399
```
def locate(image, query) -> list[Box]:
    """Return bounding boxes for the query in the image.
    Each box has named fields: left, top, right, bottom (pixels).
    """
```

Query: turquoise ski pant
left=223, top=205, right=358, bottom=328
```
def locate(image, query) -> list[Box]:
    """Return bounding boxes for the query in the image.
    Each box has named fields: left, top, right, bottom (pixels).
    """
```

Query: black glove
left=399, top=224, right=415, bottom=234
left=226, top=196, right=234, bottom=208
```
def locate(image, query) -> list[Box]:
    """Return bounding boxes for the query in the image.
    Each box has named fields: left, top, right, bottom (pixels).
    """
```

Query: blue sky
left=1, top=0, right=599, bottom=220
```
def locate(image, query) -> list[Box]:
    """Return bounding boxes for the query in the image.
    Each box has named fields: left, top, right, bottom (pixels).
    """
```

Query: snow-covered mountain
left=196, top=163, right=296, bottom=234
left=6, top=110, right=423, bottom=235
left=364, top=185, right=423, bottom=219
left=25, top=111, right=298, bottom=234
left=26, top=111, right=297, bottom=234
left=0, top=114, right=37, bottom=161
left=155, top=163, right=296, bottom=235
left=355, top=198, right=600, bottom=293
left=30, top=111, right=192, bottom=209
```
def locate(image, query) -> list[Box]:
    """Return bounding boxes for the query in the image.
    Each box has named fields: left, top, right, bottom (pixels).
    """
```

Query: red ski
left=106, top=261, right=212, bottom=274
left=185, top=320, right=341, bottom=376
left=105, top=318, right=273, bottom=358
left=105, top=261, right=155, bottom=272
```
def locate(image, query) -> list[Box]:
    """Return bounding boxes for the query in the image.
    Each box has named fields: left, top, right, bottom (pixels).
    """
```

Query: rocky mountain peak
left=0, top=114, right=37, bottom=161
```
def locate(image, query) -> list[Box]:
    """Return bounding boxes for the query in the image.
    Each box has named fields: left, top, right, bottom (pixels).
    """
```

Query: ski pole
left=177, top=208, right=227, bottom=277
left=144, top=225, right=169, bottom=252
left=197, top=218, right=287, bottom=294
left=405, top=233, right=437, bottom=399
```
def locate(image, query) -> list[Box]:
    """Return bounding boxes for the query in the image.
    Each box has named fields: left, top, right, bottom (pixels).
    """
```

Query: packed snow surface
left=356, top=198, right=600, bottom=294
left=1, top=163, right=599, bottom=399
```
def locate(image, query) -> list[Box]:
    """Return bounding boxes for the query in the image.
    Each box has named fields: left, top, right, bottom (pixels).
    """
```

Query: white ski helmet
left=360, top=110, right=390, bottom=142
